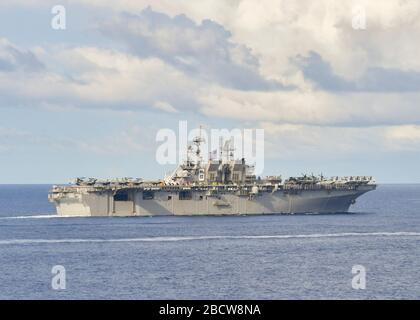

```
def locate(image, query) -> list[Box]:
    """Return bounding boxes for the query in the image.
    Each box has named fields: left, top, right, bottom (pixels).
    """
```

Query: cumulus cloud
left=99, top=7, right=284, bottom=91
left=0, top=44, right=200, bottom=112
left=0, top=38, right=44, bottom=72
left=385, top=125, right=420, bottom=151
left=198, top=87, right=420, bottom=126
left=1, top=4, right=419, bottom=126
left=296, top=51, right=420, bottom=92
left=262, top=122, right=420, bottom=161
left=153, top=101, right=179, bottom=113
left=1, top=2, right=420, bottom=162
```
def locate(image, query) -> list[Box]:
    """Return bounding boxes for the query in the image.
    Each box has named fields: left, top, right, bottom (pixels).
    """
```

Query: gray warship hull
left=49, top=134, right=376, bottom=217
left=49, top=184, right=375, bottom=217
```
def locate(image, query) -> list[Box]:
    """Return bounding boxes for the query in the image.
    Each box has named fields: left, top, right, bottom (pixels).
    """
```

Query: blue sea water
left=0, top=184, right=419, bottom=300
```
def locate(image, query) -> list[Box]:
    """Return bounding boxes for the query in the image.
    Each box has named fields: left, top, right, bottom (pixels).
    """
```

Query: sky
left=1, top=0, right=420, bottom=183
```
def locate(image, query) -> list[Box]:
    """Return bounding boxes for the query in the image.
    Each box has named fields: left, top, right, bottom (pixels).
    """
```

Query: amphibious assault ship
left=49, top=136, right=376, bottom=217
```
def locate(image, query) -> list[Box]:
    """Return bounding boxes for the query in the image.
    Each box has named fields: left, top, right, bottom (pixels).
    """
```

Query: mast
left=192, top=125, right=205, bottom=166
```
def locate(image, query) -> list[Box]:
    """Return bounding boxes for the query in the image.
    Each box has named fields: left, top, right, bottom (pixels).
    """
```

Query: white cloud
left=1, top=2, right=420, bottom=164
left=153, top=101, right=179, bottom=113
left=385, top=125, right=420, bottom=151
left=52, top=0, right=420, bottom=81
left=99, top=8, right=282, bottom=91
left=198, top=87, right=420, bottom=126
left=0, top=38, right=44, bottom=72
left=3, top=0, right=420, bottom=76
left=262, top=122, right=420, bottom=160
left=0, top=44, right=200, bottom=112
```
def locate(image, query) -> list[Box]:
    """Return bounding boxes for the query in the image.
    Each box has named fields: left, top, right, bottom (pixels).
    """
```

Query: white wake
left=0, top=214, right=84, bottom=220
left=0, top=232, right=419, bottom=245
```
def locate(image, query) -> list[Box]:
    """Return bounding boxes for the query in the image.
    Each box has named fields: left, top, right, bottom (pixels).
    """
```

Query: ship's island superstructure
left=49, top=135, right=376, bottom=217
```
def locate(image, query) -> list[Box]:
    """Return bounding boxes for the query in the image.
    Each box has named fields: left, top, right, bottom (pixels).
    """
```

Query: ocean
left=0, top=184, right=419, bottom=299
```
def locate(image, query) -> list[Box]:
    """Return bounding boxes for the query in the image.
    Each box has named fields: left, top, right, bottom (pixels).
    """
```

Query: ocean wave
left=0, top=232, right=419, bottom=245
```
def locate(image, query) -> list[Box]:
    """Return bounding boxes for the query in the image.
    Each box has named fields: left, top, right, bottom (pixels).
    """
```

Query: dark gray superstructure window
left=143, top=190, right=155, bottom=200
left=114, top=190, right=129, bottom=201
left=179, top=190, right=192, bottom=200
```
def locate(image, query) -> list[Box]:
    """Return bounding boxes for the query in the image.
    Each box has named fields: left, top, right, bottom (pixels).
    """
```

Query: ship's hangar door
left=113, top=189, right=135, bottom=215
